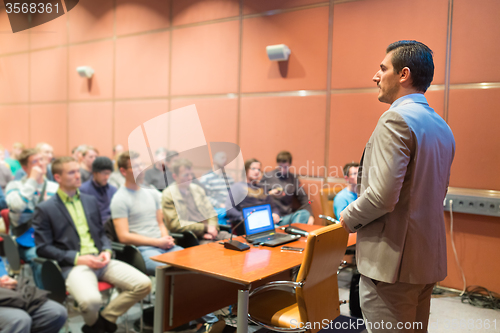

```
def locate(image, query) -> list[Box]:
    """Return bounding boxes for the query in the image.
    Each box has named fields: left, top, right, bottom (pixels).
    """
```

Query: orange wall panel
left=0, top=11, right=29, bottom=55
left=172, top=0, right=240, bottom=26
left=30, top=14, right=67, bottom=50
left=68, top=0, right=114, bottom=44
left=242, top=0, right=326, bottom=15
left=68, top=102, right=113, bottom=157
left=447, top=89, right=500, bottom=190
left=115, top=31, right=170, bottom=99
left=240, top=95, right=326, bottom=177
left=241, top=7, right=329, bottom=93
left=329, top=93, right=386, bottom=173
left=0, top=106, right=29, bottom=148
left=30, top=47, right=67, bottom=102
left=450, top=0, right=500, bottom=83
left=331, top=0, right=448, bottom=89
left=170, top=98, right=238, bottom=145
left=114, top=99, right=169, bottom=150
left=442, top=213, right=500, bottom=293
left=116, top=0, right=170, bottom=36
left=0, top=54, right=29, bottom=104
left=171, top=21, right=239, bottom=95
left=69, top=40, right=114, bottom=100
left=29, top=104, right=67, bottom=156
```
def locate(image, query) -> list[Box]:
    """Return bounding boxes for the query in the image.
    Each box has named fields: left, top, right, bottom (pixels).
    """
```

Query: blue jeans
left=137, top=245, right=184, bottom=276
left=18, top=245, right=43, bottom=289
left=277, top=209, right=310, bottom=226
left=0, top=300, right=67, bottom=333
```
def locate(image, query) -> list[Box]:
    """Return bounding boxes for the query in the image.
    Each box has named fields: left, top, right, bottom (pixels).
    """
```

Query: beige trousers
left=359, top=275, right=435, bottom=333
left=66, top=259, right=151, bottom=325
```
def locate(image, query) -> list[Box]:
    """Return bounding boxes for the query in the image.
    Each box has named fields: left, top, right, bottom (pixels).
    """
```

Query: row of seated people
left=0, top=147, right=317, bottom=333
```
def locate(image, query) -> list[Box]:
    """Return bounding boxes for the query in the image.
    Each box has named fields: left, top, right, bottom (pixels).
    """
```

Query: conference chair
left=34, top=257, right=124, bottom=333
left=319, top=185, right=345, bottom=220
left=247, top=223, right=349, bottom=333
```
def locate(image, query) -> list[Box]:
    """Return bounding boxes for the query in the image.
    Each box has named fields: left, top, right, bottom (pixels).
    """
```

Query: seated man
left=199, top=151, right=234, bottom=209
left=80, top=156, right=117, bottom=223
left=260, top=151, right=313, bottom=225
left=0, top=257, right=67, bottom=333
left=33, top=157, right=151, bottom=333
left=110, top=151, right=183, bottom=276
left=162, top=158, right=229, bottom=243
left=226, top=158, right=281, bottom=224
left=333, top=162, right=359, bottom=219
left=5, top=149, right=59, bottom=288
left=80, top=146, right=98, bottom=183
left=144, top=147, right=168, bottom=191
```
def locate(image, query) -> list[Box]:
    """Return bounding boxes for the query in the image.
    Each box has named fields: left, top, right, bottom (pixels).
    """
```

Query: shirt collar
left=92, top=179, right=108, bottom=190
left=389, top=93, right=428, bottom=110
left=57, top=188, right=81, bottom=203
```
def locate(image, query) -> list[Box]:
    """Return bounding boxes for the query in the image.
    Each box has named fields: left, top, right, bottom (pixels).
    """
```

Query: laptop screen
left=242, top=204, right=275, bottom=236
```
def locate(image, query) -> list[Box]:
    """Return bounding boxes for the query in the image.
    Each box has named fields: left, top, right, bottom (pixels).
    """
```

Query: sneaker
left=207, top=318, right=226, bottom=333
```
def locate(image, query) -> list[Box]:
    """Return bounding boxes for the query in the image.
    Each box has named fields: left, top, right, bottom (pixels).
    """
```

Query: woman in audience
left=225, top=158, right=281, bottom=225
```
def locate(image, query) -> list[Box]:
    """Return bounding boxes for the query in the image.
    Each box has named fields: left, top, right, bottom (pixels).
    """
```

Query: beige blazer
left=343, top=94, right=455, bottom=284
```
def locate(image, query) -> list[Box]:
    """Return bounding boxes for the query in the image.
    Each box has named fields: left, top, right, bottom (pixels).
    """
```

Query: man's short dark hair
left=18, top=149, right=38, bottom=167
left=171, top=158, right=193, bottom=176
left=276, top=151, right=292, bottom=164
left=343, top=162, right=360, bottom=177
left=386, top=40, right=434, bottom=93
left=52, top=157, right=76, bottom=176
left=244, top=158, right=260, bottom=174
left=117, top=151, right=139, bottom=170
left=92, top=156, right=114, bottom=173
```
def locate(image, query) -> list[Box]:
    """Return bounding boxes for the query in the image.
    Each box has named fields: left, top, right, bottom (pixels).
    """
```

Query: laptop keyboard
left=248, top=233, right=286, bottom=244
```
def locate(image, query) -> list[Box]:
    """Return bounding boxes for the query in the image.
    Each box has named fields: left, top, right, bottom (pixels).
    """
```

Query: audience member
left=110, top=151, right=182, bottom=275
left=80, top=157, right=117, bottom=223
left=226, top=158, right=281, bottom=224
left=333, top=162, right=359, bottom=219
left=0, top=186, right=6, bottom=211
left=0, top=257, right=67, bottom=333
left=36, top=143, right=55, bottom=181
left=4, top=142, right=24, bottom=175
left=71, top=145, right=87, bottom=164
left=80, top=146, right=98, bottom=183
left=261, top=151, right=313, bottom=225
left=0, top=147, right=13, bottom=190
left=162, top=158, right=229, bottom=243
left=112, top=144, right=124, bottom=170
left=144, top=147, right=168, bottom=191
left=33, top=157, right=151, bottom=333
left=199, top=151, right=234, bottom=209
left=5, top=149, right=59, bottom=288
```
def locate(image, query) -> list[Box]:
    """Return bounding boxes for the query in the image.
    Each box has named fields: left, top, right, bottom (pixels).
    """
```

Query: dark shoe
left=82, top=323, right=105, bottom=333
left=98, top=313, right=118, bottom=333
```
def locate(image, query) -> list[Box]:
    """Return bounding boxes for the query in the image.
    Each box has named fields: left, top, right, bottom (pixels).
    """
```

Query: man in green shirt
left=33, top=157, right=151, bottom=333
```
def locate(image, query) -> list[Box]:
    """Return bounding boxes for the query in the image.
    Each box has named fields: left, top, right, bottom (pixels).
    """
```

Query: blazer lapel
left=55, top=195, right=78, bottom=233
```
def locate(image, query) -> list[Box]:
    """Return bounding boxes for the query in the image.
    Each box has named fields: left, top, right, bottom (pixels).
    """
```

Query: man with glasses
left=5, top=149, right=59, bottom=288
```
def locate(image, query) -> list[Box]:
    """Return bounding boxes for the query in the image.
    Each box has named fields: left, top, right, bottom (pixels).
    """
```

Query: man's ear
left=54, top=173, right=61, bottom=183
left=400, top=67, right=411, bottom=83
left=119, top=167, right=126, bottom=177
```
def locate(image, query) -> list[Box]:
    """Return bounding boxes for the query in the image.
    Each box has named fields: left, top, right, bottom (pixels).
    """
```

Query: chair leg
left=140, top=299, right=144, bottom=333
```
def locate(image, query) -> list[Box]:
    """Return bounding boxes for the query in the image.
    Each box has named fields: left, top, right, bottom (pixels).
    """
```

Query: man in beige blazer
left=340, top=41, right=455, bottom=332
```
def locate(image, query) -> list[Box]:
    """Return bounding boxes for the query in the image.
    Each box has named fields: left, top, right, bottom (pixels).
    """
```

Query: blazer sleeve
left=33, top=205, right=78, bottom=267
left=343, top=111, right=413, bottom=231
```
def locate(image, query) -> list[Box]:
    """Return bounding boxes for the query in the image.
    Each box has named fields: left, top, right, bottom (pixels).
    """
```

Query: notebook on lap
left=242, top=204, right=300, bottom=247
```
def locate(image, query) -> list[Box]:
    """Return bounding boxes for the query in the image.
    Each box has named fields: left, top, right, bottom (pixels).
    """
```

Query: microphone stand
left=282, top=200, right=313, bottom=237
left=224, top=209, right=255, bottom=251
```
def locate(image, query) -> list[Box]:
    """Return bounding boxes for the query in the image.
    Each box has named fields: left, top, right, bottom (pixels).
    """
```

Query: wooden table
left=151, top=224, right=356, bottom=333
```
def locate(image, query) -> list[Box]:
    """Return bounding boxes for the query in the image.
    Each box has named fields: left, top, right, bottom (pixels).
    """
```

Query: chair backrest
left=319, top=185, right=345, bottom=220
left=114, top=244, right=148, bottom=275
left=295, top=224, right=348, bottom=333
left=0, top=233, right=21, bottom=273
left=1, top=209, right=10, bottom=233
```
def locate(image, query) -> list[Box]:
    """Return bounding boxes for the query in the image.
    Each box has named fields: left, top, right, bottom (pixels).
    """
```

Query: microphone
left=283, top=200, right=313, bottom=237
left=319, top=214, right=340, bottom=224
left=224, top=209, right=255, bottom=251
